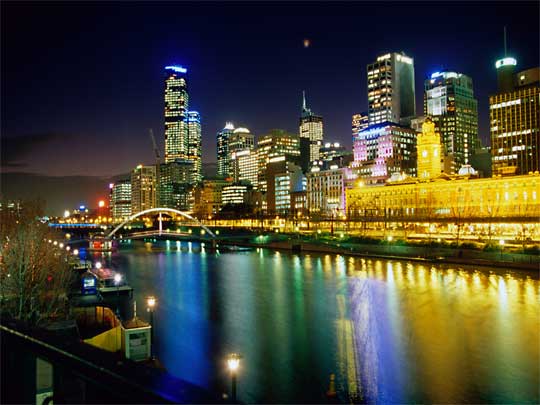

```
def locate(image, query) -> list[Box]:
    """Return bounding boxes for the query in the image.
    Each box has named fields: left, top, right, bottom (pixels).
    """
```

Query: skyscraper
left=187, top=111, right=202, bottom=183
left=424, top=71, right=479, bottom=172
left=164, top=65, right=189, bottom=163
left=299, top=91, right=324, bottom=166
left=110, top=180, right=132, bottom=222
left=158, top=160, right=195, bottom=211
left=257, top=129, right=300, bottom=192
left=131, top=165, right=157, bottom=213
left=367, top=52, right=416, bottom=125
left=490, top=58, right=539, bottom=175
left=217, top=122, right=235, bottom=178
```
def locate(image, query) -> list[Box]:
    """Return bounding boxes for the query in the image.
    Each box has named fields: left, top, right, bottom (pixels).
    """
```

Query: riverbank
left=214, top=234, right=539, bottom=272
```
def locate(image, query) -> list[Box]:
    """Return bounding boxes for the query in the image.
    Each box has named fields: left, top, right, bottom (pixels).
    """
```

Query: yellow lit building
left=417, top=118, right=442, bottom=179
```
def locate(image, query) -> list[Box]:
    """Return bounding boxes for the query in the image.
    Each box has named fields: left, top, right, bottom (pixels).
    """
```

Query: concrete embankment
left=217, top=238, right=539, bottom=272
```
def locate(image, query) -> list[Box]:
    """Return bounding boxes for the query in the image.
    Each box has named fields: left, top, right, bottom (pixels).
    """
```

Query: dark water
left=100, top=241, right=539, bottom=403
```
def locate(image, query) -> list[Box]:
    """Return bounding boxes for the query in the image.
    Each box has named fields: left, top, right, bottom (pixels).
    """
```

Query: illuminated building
left=193, top=178, right=232, bottom=218
left=228, top=127, right=254, bottom=176
left=417, top=119, right=443, bottom=179
left=130, top=165, right=157, bottom=214
left=266, top=160, right=304, bottom=215
left=186, top=111, right=202, bottom=183
left=490, top=60, right=539, bottom=176
left=346, top=172, right=540, bottom=226
left=222, top=184, right=248, bottom=206
left=257, top=130, right=300, bottom=192
left=367, top=52, right=416, bottom=125
left=164, top=65, right=189, bottom=163
left=110, top=180, right=131, bottom=222
left=230, top=148, right=258, bottom=187
left=217, top=122, right=235, bottom=178
left=158, top=160, right=195, bottom=211
left=352, top=122, right=417, bottom=182
left=424, top=71, right=479, bottom=172
left=307, top=166, right=346, bottom=216
left=352, top=112, right=369, bottom=141
left=299, top=91, right=324, bottom=165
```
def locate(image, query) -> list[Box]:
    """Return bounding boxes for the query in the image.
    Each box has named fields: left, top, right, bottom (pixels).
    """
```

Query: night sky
left=2, top=2, right=539, bottom=180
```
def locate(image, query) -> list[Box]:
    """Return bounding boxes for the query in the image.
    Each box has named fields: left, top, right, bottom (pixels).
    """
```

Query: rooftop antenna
left=302, top=90, right=306, bottom=111
left=503, top=26, right=507, bottom=56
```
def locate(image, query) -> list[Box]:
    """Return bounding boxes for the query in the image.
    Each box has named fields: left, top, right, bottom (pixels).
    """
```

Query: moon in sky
left=303, top=39, right=310, bottom=48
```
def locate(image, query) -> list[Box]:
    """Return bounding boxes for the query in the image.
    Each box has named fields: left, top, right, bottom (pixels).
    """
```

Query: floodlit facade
left=307, top=166, right=346, bottom=216
left=346, top=172, right=540, bottom=223
left=110, top=180, right=132, bottom=222
left=257, top=130, right=300, bottom=192
left=265, top=160, right=304, bottom=215
left=217, top=122, right=235, bottom=178
left=299, top=92, right=324, bottom=163
left=131, top=165, right=157, bottom=214
left=424, top=71, right=478, bottom=171
left=352, top=122, right=417, bottom=182
left=367, top=52, right=416, bottom=125
left=164, top=65, right=189, bottom=163
left=186, top=111, right=202, bottom=183
left=417, top=119, right=443, bottom=179
left=490, top=63, right=540, bottom=176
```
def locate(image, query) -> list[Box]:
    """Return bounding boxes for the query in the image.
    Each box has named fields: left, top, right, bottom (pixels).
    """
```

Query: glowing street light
left=227, top=353, right=241, bottom=403
left=59, top=243, right=64, bottom=249
left=98, top=200, right=105, bottom=208
left=66, top=246, right=71, bottom=251
left=53, top=241, right=58, bottom=246
left=63, top=210, right=70, bottom=218
left=147, top=296, right=157, bottom=359
left=73, top=249, right=79, bottom=256
left=114, top=273, right=122, bottom=315
left=95, top=262, right=102, bottom=270
left=499, top=239, right=505, bottom=260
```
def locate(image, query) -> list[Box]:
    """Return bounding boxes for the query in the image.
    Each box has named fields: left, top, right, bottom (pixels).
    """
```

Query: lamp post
left=147, top=296, right=157, bottom=359
left=227, top=353, right=241, bottom=403
left=499, top=239, right=505, bottom=260
left=114, top=273, right=122, bottom=316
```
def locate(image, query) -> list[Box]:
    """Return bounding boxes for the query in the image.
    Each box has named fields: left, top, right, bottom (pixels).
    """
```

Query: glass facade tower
left=424, top=71, right=478, bottom=172
left=187, top=111, right=202, bottom=183
left=164, top=65, right=189, bottom=163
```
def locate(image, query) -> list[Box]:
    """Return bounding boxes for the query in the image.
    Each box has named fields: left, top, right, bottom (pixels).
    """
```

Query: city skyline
left=2, top=2, right=539, bottom=180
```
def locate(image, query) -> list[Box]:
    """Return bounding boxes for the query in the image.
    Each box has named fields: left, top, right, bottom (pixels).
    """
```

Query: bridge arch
left=107, top=207, right=216, bottom=239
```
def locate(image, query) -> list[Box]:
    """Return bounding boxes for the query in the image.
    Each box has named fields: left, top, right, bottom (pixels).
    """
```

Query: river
left=98, top=240, right=539, bottom=403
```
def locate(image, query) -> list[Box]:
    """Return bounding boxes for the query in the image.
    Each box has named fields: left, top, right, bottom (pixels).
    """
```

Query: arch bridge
left=106, top=207, right=216, bottom=239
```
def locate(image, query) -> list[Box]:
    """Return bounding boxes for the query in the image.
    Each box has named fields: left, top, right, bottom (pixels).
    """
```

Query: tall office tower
left=352, top=112, right=369, bottom=141
left=299, top=91, right=324, bottom=167
left=217, top=122, right=235, bottom=178
left=257, top=129, right=300, bottom=192
left=164, top=65, right=189, bottom=163
left=130, top=165, right=157, bottom=214
left=228, top=127, right=254, bottom=158
left=110, top=180, right=132, bottom=222
left=490, top=61, right=540, bottom=175
left=186, top=111, right=202, bottom=183
left=352, top=122, right=417, bottom=182
left=158, top=160, right=195, bottom=210
left=230, top=149, right=258, bottom=187
left=367, top=52, right=416, bottom=125
left=417, top=118, right=443, bottom=179
left=424, top=71, right=479, bottom=172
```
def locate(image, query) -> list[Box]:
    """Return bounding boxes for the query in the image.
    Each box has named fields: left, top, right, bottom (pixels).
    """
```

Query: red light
left=98, top=200, right=105, bottom=208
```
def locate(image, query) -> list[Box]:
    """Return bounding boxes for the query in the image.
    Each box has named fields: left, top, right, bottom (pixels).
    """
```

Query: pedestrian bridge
left=107, top=207, right=216, bottom=239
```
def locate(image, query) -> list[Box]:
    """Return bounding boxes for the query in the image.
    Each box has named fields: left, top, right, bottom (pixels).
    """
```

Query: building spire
left=503, top=26, right=507, bottom=56
left=302, top=90, right=307, bottom=111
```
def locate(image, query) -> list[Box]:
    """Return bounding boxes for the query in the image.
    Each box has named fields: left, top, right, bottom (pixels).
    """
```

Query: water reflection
left=111, top=242, right=539, bottom=404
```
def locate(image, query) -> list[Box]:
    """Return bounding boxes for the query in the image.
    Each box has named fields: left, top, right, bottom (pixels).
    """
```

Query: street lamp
left=147, top=296, right=157, bottom=359
left=73, top=249, right=79, bottom=256
left=114, top=273, right=122, bottom=316
left=95, top=261, right=102, bottom=270
left=227, top=353, right=241, bottom=403
left=499, top=239, right=505, bottom=260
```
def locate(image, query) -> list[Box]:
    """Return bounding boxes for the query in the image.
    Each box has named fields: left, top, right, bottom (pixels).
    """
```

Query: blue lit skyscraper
left=217, top=122, right=235, bottom=178
left=187, top=111, right=202, bottom=183
left=164, top=65, right=189, bottom=162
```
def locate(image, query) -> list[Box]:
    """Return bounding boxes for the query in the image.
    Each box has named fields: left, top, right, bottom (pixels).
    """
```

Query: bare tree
left=0, top=201, right=75, bottom=326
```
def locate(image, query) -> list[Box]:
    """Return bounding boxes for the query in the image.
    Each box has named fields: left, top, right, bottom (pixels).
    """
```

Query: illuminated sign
left=165, top=65, right=187, bottom=73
